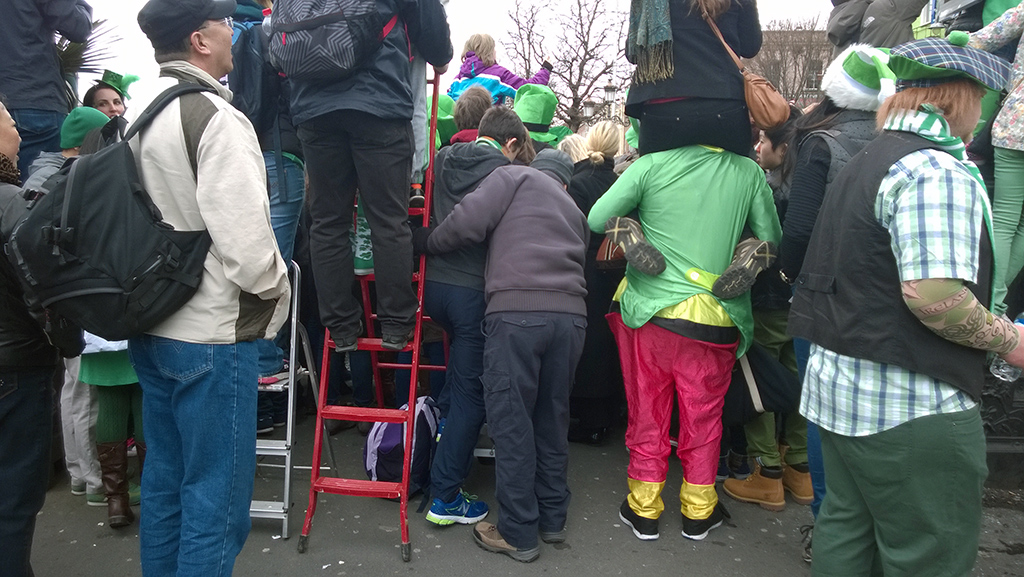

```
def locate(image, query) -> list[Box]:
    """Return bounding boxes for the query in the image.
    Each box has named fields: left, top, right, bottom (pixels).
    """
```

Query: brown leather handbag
left=704, top=12, right=790, bottom=131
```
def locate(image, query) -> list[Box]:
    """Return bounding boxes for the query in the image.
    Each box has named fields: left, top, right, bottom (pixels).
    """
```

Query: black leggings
left=638, top=98, right=754, bottom=157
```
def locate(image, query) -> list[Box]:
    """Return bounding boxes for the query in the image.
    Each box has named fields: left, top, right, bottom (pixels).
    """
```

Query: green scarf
left=628, top=0, right=673, bottom=84
left=884, top=104, right=997, bottom=300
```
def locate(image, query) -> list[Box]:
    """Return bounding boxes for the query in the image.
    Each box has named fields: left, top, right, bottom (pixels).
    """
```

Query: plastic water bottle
left=990, top=315, right=1024, bottom=382
left=261, top=7, right=272, bottom=38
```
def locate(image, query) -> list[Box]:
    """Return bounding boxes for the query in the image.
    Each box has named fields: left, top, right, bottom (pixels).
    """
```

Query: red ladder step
left=319, top=405, right=407, bottom=424
left=312, top=477, right=403, bottom=499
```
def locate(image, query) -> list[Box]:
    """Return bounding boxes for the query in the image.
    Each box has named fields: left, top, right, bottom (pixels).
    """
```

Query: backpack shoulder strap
left=124, top=83, right=216, bottom=140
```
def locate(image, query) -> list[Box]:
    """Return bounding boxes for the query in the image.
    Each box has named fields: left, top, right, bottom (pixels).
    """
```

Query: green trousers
left=93, top=384, right=144, bottom=445
left=813, top=408, right=987, bottom=577
left=992, top=146, right=1024, bottom=314
left=745, top=309, right=807, bottom=467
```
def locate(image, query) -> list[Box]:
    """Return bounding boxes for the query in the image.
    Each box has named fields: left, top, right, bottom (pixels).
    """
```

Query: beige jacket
left=124, top=61, right=289, bottom=344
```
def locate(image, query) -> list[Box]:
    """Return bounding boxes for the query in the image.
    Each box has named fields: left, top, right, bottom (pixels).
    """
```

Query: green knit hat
left=61, top=107, right=111, bottom=149
left=513, top=84, right=558, bottom=142
left=97, top=69, right=140, bottom=100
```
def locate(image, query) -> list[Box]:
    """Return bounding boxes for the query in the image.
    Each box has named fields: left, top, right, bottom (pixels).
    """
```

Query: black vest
left=788, top=131, right=993, bottom=400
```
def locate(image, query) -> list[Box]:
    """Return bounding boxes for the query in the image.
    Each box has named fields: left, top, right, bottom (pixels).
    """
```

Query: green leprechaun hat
left=513, top=84, right=559, bottom=144
left=98, top=69, right=140, bottom=100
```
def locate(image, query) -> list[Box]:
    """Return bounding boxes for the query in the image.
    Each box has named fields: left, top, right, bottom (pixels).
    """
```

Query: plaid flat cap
left=888, top=34, right=1011, bottom=92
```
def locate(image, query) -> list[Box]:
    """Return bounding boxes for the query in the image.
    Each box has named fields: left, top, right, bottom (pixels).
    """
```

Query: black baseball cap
left=138, top=0, right=237, bottom=49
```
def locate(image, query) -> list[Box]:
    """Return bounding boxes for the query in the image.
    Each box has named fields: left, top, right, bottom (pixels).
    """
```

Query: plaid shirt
left=800, top=108, right=980, bottom=437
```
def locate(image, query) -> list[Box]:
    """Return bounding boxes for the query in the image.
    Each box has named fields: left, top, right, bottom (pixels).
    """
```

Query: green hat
left=98, top=69, right=140, bottom=100
left=888, top=32, right=1011, bottom=92
left=427, top=93, right=458, bottom=147
left=547, top=125, right=573, bottom=147
left=61, top=107, right=111, bottom=149
left=821, top=44, right=895, bottom=112
left=513, top=84, right=558, bottom=143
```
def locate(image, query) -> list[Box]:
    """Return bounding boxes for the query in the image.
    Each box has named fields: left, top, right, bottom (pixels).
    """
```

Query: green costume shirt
left=587, top=145, right=781, bottom=357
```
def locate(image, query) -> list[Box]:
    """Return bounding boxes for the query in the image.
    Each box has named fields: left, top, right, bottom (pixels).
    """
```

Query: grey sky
left=79, top=0, right=834, bottom=100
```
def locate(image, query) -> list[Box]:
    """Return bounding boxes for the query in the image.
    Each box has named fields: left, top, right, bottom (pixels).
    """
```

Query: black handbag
left=722, top=342, right=801, bottom=426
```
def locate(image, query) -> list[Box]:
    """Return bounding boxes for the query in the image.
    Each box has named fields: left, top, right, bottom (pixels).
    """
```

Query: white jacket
left=124, top=61, right=289, bottom=344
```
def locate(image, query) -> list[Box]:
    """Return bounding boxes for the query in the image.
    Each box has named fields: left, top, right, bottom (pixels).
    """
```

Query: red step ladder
left=297, top=76, right=445, bottom=562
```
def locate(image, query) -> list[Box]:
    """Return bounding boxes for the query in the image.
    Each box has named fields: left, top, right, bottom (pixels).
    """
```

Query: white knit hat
left=820, top=43, right=896, bottom=112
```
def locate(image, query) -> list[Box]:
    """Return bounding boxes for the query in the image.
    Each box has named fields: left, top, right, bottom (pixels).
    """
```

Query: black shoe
left=604, top=217, right=666, bottom=276
left=326, top=419, right=356, bottom=436
left=381, top=330, right=413, bottom=351
left=682, top=501, right=730, bottom=541
left=618, top=499, right=659, bottom=541
left=799, top=523, right=813, bottom=563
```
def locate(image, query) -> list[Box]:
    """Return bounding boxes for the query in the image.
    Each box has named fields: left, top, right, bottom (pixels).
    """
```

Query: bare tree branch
left=744, top=18, right=833, bottom=107
left=504, top=0, right=627, bottom=131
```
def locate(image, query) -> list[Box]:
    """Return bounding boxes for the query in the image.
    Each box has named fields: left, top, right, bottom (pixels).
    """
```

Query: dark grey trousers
left=482, top=311, right=587, bottom=549
left=298, top=109, right=417, bottom=337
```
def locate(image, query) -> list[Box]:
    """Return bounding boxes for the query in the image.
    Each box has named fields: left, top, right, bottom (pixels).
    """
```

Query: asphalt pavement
left=30, top=410, right=1024, bottom=576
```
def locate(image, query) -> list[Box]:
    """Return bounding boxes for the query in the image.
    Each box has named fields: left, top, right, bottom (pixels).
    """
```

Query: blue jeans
left=129, top=336, right=258, bottom=577
left=395, top=341, right=447, bottom=410
left=0, top=366, right=56, bottom=577
left=10, top=109, right=64, bottom=176
left=257, top=153, right=305, bottom=379
left=423, top=281, right=487, bottom=503
left=793, top=335, right=825, bottom=518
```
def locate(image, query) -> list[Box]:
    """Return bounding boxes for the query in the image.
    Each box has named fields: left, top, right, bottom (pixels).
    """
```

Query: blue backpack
left=363, top=396, right=440, bottom=495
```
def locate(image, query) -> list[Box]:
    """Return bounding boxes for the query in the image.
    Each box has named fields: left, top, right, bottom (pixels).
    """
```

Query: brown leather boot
left=723, top=464, right=785, bottom=511
left=783, top=464, right=813, bottom=505
left=98, top=441, right=135, bottom=528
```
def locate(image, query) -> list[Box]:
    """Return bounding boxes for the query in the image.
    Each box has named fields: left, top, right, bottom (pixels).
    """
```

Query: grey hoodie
left=23, top=151, right=67, bottom=191
left=425, top=141, right=511, bottom=291
left=426, top=165, right=589, bottom=316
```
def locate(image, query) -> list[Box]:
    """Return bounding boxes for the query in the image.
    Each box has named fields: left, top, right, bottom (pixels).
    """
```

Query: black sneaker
left=799, top=523, right=813, bottom=563
left=618, top=499, right=659, bottom=541
left=682, top=501, right=730, bottom=541
left=604, top=217, right=666, bottom=276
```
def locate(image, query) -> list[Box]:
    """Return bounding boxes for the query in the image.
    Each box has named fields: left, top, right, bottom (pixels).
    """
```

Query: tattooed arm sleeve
left=902, top=278, right=1020, bottom=354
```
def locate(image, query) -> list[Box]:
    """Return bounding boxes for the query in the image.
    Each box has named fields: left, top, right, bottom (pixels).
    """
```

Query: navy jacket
left=289, top=0, right=453, bottom=126
left=0, top=0, right=93, bottom=113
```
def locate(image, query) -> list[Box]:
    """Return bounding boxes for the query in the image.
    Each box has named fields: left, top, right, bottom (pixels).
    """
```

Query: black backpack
left=6, top=83, right=215, bottom=342
left=229, top=20, right=281, bottom=134
left=267, top=0, right=399, bottom=81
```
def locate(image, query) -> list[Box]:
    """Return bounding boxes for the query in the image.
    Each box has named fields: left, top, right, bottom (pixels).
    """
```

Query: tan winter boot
left=783, top=464, right=813, bottom=505
left=97, top=441, right=135, bottom=528
left=723, top=463, right=785, bottom=511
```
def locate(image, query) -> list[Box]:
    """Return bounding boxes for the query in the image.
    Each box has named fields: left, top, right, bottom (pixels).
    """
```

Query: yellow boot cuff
left=627, top=479, right=666, bottom=520
left=680, top=480, right=718, bottom=520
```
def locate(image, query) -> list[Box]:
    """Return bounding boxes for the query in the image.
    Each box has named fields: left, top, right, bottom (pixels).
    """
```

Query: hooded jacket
left=125, top=61, right=290, bottom=344
left=288, top=0, right=453, bottom=126
left=426, top=165, right=589, bottom=316
left=567, top=157, right=617, bottom=252
left=447, top=52, right=551, bottom=105
left=425, top=141, right=511, bottom=291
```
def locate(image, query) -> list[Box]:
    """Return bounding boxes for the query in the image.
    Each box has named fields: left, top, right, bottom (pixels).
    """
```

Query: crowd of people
left=2, top=0, right=1024, bottom=576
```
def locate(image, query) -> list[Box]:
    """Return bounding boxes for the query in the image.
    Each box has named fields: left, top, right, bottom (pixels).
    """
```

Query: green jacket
left=587, top=146, right=781, bottom=357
